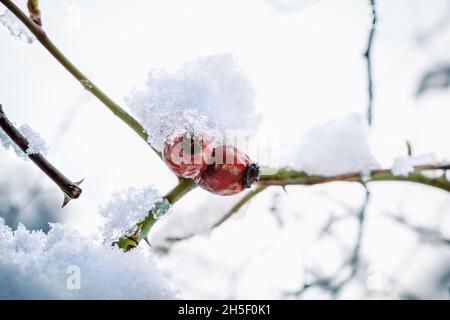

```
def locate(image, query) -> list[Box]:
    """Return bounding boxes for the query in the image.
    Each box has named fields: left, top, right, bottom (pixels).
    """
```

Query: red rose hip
left=163, top=134, right=211, bottom=179
left=198, top=145, right=260, bottom=195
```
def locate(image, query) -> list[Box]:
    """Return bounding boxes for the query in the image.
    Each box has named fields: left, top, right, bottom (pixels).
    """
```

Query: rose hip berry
left=198, top=145, right=261, bottom=195
left=162, top=134, right=211, bottom=179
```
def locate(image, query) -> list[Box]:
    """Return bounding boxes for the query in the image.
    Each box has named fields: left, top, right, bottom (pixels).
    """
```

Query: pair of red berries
left=163, top=134, right=260, bottom=195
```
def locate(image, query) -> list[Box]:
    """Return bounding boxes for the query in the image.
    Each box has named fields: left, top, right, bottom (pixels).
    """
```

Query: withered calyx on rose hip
left=163, top=134, right=260, bottom=195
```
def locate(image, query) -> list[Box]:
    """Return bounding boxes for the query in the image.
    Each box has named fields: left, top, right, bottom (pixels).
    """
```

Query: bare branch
left=0, top=105, right=82, bottom=207
left=364, top=0, right=377, bottom=125
left=291, top=189, right=370, bottom=298
left=386, top=213, right=450, bottom=246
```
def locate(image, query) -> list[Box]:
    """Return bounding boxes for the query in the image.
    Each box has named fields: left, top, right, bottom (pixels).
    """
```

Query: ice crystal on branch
left=0, top=219, right=175, bottom=299
left=99, top=186, right=163, bottom=242
left=0, top=123, right=48, bottom=159
left=0, top=9, right=35, bottom=44
left=126, top=54, right=260, bottom=151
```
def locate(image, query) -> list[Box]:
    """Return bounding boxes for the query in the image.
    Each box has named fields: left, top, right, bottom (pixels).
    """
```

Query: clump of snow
left=286, top=114, right=379, bottom=176
left=0, top=9, right=35, bottom=44
left=125, top=54, right=260, bottom=151
left=391, top=154, right=437, bottom=176
left=99, top=186, right=163, bottom=242
left=0, top=218, right=176, bottom=299
left=20, top=124, right=48, bottom=155
left=0, top=123, right=48, bottom=159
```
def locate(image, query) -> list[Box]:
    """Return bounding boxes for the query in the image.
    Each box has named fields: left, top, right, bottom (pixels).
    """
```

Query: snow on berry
left=0, top=123, right=48, bottom=159
left=125, top=54, right=260, bottom=151
left=0, top=9, right=36, bottom=44
left=0, top=218, right=176, bottom=299
left=99, top=186, right=164, bottom=242
left=284, top=114, right=379, bottom=176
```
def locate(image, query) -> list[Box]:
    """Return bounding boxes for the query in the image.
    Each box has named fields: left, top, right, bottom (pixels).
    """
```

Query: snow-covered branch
left=0, top=105, right=82, bottom=207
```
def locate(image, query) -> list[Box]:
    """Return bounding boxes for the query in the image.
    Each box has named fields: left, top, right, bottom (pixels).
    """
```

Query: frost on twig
left=0, top=123, right=48, bottom=159
left=0, top=105, right=82, bottom=207
left=0, top=9, right=35, bottom=44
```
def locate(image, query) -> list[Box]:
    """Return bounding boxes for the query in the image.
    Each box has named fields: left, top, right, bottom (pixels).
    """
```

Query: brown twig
left=0, top=105, right=82, bottom=207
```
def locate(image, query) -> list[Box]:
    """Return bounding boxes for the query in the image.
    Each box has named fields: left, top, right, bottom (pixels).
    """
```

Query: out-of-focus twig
left=291, top=189, right=371, bottom=298
left=0, top=105, right=82, bottom=207
left=386, top=213, right=450, bottom=246
left=416, top=65, right=450, bottom=96
left=364, top=0, right=377, bottom=125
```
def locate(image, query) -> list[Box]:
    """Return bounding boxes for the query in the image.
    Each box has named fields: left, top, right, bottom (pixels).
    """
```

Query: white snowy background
left=0, top=0, right=449, bottom=299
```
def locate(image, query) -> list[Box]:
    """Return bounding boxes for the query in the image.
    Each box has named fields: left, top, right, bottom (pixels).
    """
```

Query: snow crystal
left=125, top=54, right=260, bottom=151
left=391, top=154, right=437, bottom=176
left=0, top=219, right=176, bottom=299
left=0, top=9, right=35, bottom=44
left=20, top=124, right=48, bottom=155
left=287, top=114, right=379, bottom=176
left=0, top=123, right=48, bottom=159
left=99, top=186, right=163, bottom=242
left=152, top=198, right=171, bottom=220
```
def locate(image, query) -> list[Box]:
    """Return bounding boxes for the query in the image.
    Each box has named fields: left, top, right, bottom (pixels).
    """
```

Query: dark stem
left=364, top=0, right=377, bottom=126
left=0, top=105, right=82, bottom=207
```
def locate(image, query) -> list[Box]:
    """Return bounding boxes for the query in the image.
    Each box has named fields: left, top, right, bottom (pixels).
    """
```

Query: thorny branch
left=365, top=0, right=377, bottom=125
left=0, top=105, right=82, bottom=207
